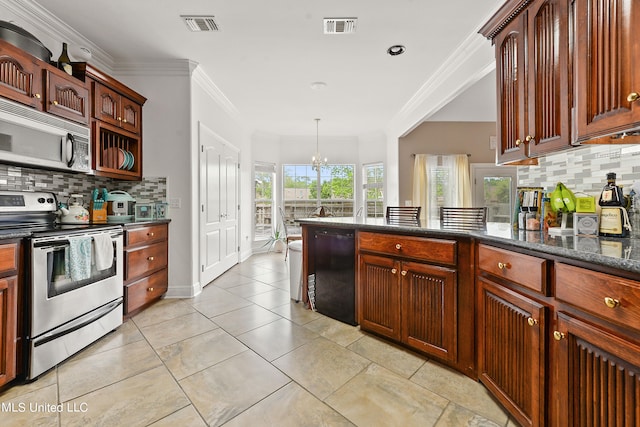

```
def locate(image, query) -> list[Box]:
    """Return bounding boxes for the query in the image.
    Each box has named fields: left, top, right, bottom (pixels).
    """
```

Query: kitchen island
left=298, top=216, right=640, bottom=427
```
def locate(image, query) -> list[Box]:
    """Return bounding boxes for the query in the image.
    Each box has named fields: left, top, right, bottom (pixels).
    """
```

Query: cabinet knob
left=604, top=297, right=620, bottom=309
left=123, top=119, right=128, bottom=123
left=627, top=92, right=639, bottom=103
left=497, top=262, right=510, bottom=271
left=527, top=317, right=538, bottom=327
left=553, top=331, right=565, bottom=341
left=34, top=93, right=41, bottom=99
left=147, top=287, right=154, bottom=292
left=147, top=256, right=155, bottom=261
left=515, top=139, right=522, bottom=147
left=148, top=232, right=155, bottom=237
left=391, top=268, right=397, bottom=274
left=525, top=135, right=535, bottom=143
left=118, top=116, right=122, bottom=121
left=401, top=270, right=407, bottom=276
left=52, top=100, right=59, bottom=105
left=395, top=243, right=402, bottom=250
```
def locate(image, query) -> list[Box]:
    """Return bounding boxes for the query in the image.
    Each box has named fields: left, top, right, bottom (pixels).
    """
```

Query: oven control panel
left=0, top=191, right=57, bottom=212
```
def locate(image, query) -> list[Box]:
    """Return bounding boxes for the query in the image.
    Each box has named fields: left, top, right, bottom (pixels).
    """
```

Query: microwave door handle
left=65, top=133, right=76, bottom=167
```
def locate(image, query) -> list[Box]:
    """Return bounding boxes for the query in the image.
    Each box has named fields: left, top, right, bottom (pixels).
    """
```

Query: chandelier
left=311, top=118, right=327, bottom=170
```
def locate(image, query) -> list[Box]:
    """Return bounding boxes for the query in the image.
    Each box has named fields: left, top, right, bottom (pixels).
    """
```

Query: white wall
left=113, top=63, right=195, bottom=297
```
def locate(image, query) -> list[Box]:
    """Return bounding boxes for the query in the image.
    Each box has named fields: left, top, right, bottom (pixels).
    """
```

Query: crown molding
left=192, top=65, right=241, bottom=122
left=113, top=59, right=198, bottom=77
left=1, top=0, right=114, bottom=71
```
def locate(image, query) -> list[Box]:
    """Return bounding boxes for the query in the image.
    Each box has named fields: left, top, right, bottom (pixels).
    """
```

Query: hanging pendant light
left=311, top=118, right=328, bottom=171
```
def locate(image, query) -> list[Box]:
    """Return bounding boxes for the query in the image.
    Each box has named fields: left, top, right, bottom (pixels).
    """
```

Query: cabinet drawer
left=478, top=244, right=547, bottom=293
left=556, top=263, right=640, bottom=331
left=126, top=224, right=168, bottom=246
left=125, top=241, right=168, bottom=281
left=125, top=268, right=168, bottom=314
left=0, top=243, right=18, bottom=275
left=358, top=231, right=456, bottom=265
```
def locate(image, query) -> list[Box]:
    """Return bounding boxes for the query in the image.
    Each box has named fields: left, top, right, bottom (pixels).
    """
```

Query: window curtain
left=412, top=154, right=472, bottom=221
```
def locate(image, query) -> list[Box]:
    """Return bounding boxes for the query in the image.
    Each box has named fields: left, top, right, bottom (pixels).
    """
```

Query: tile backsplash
left=0, top=164, right=167, bottom=205
left=517, top=144, right=640, bottom=196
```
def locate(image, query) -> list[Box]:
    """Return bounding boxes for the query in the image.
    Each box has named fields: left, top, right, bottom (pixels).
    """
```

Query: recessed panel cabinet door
left=554, top=312, right=640, bottom=426
left=477, top=277, right=546, bottom=427
left=401, top=260, right=456, bottom=361
left=494, top=16, right=528, bottom=163
left=0, top=41, right=43, bottom=109
left=0, top=276, right=17, bottom=387
left=358, top=253, right=401, bottom=341
left=574, top=0, right=640, bottom=140
left=527, top=0, right=571, bottom=156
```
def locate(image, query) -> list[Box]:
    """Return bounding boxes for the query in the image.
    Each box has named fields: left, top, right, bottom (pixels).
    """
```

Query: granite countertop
left=297, top=216, right=640, bottom=275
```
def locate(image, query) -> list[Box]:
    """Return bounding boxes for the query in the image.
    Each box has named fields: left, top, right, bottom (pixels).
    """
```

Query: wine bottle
left=598, top=172, right=624, bottom=206
left=57, top=42, right=72, bottom=75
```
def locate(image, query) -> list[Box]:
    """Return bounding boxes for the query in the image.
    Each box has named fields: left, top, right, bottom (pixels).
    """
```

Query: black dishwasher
left=313, top=229, right=356, bottom=325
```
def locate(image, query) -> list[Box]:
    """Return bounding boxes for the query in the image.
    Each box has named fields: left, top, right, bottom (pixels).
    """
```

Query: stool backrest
left=439, top=207, right=487, bottom=230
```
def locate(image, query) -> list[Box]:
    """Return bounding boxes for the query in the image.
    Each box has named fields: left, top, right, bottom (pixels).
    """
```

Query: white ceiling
left=32, top=0, right=500, bottom=137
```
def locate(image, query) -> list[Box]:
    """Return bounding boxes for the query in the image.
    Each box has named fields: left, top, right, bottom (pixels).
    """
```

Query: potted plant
left=262, top=223, right=286, bottom=253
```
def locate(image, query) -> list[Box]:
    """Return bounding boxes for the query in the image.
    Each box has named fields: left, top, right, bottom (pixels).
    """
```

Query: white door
left=199, top=122, right=239, bottom=287
left=471, top=164, right=518, bottom=223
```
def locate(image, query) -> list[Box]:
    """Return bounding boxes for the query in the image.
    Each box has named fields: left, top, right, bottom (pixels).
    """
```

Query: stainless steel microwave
left=0, top=97, right=91, bottom=173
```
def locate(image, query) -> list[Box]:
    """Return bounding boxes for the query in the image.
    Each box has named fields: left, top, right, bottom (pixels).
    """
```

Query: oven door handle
left=33, top=235, right=121, bottom=249
left=33, top=298, right=123, bottom=347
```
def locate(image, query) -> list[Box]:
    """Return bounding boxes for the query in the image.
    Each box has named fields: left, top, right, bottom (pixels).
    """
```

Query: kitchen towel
left=67, top=236, right=92, bottom=281
left=92, top=233, right=114, bottom=271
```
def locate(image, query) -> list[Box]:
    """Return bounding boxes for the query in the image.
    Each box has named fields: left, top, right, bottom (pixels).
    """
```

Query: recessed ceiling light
left=387, top=45, right=406, bottom=56
left=310, top=81, right=328, bottom=90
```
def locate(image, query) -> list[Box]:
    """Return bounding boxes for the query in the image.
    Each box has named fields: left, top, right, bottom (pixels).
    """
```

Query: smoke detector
left=323, top=18, right=357, bottom=34
left=181, top=15, right=220, bottom=32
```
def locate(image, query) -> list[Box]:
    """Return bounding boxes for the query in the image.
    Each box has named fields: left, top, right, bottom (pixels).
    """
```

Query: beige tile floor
left=0, top=252, right=518, bottom=427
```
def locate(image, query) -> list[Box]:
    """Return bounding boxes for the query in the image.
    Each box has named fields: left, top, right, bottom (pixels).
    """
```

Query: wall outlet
left=169, top=198, right=181, bottom=208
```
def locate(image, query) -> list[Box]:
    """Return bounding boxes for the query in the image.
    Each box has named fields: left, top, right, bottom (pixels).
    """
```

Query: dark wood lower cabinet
left=358, top=251, right=458, bottom=362
left=401, top=260, right=456, bottom=361
left=477, top=277, right=547, bottom=427
left=554, top=312, right=640, bottom=426
left=0, top=276, right=17, bottom=387
left=358, top=253, right=401, bottom=341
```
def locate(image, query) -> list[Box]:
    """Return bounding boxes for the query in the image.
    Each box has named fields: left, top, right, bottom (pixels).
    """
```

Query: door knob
left=391, top=268, right=397, bottom=274
left=627, top=92, right=639, bottom=103
left=515, top=139, right=522, bottom=147
left=525, top=135, right=535, bottom=143
left=553, top=331, right=565, bottom=341
left=527, top=317, right=538, bottom=327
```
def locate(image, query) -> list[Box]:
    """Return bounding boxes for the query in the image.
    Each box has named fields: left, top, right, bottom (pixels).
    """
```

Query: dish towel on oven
left=92, top=233, right=114, bottom=271
left=66, top=236, right=92, bottom=281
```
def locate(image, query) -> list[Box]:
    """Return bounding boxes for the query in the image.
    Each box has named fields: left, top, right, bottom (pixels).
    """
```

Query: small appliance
left=106, top=190, right=136, bottom=222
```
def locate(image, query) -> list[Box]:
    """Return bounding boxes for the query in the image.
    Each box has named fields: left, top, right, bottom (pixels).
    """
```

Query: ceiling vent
left=323, top=18, right=357, bottom=34
left=181, top=15, right=220, bottom=32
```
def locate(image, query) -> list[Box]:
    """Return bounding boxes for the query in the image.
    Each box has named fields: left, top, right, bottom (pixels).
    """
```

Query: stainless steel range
left=0, top=190, right=124, bottom=380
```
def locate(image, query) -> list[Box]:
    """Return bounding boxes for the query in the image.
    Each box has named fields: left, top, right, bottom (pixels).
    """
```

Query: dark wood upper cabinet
left=574, top=0, right=640, bottom=143
left=44, top=69, right=89, bottom=125
left=481, top=0, right=572, bottom=164
left=493, top=16, right=529, bottom=164
left=0, top=41, right=43, bottom=109
left=526, top=0, right=571, bottom=156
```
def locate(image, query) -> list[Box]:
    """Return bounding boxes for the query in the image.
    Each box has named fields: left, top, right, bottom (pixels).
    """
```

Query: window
left=413, top=154, right=472, bottom=221
left=362, top=162, right=384, bottom=217
left=283, top=164, right=355, bottom=221
left=254, top=162, right=275, bottom=240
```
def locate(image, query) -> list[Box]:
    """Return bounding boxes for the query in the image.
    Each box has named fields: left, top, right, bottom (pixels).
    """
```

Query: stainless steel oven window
left=44, top=240, right=118, bottom=297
